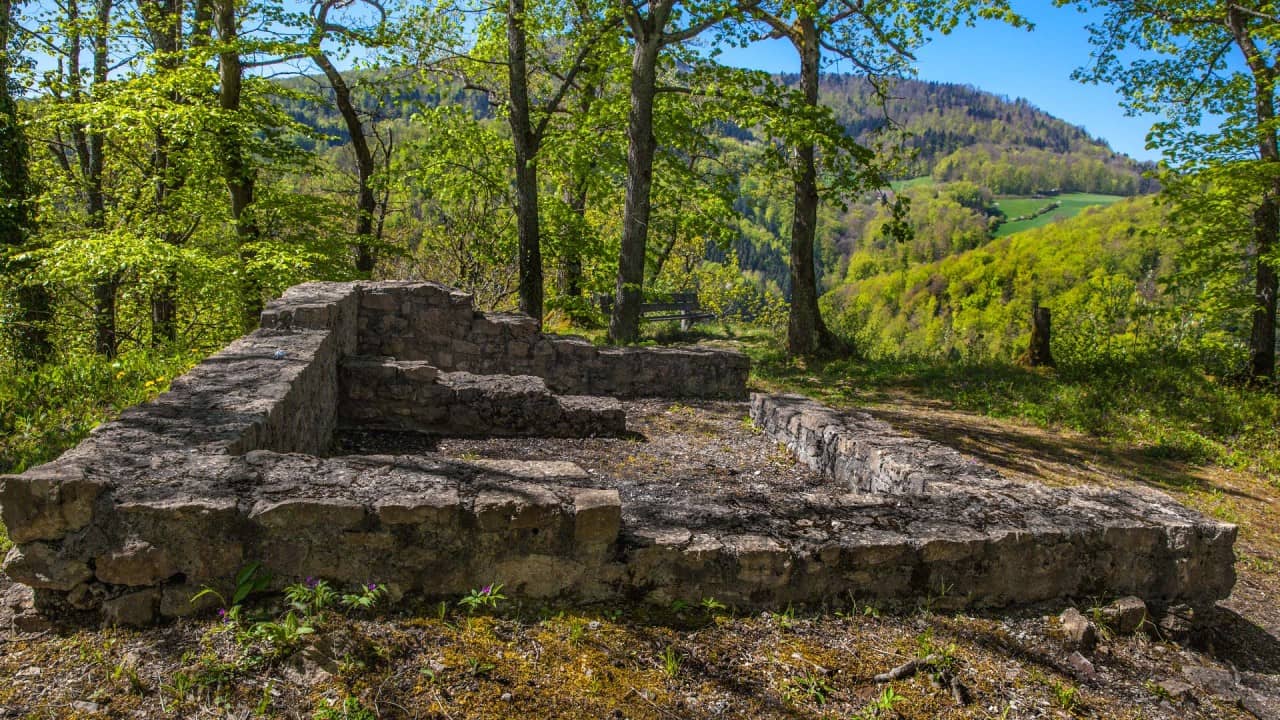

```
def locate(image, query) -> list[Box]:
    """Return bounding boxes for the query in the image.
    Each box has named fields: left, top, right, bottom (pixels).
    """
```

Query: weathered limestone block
left=4, top=543, right=94, bottom=591
left=0, top=465, right=104, bottom=543
left=95, top=541, right=177, bottom=587
left=250, top=498, right=367, bottom=530
left=115, top=498, right=245, bottom=582
left=102, top=588, right=160, bottom=627
left=474, top=483, right=562, bottom=532
left=726, top=534, right=791, bottom=590
left=491, top=554, right=584, bottom=598
left=470, top=459, right=589, bottom=481
left=571, top=488, right=622, bottom=545
left=374, top=487, right=461, bottom=527
left=1102, top=596, right=1148, bottom=635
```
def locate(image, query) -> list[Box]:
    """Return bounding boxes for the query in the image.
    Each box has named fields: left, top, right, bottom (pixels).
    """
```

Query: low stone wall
left=743, top=393, right=1237, bottom=608
left=356, top=282, right=750, bottom=399
left=0, top=281, right=751, bottom=624
left=749, top=394, right=999, bottom=493
left=0, top=282, right=1237, bottom=625
left=339, top=357, right=626, bottom=437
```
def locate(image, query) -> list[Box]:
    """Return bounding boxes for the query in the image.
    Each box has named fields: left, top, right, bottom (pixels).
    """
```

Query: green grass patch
left=744, top=335, right=1280, bottom=480
left=992, top=193, right=1125, bottom=237
left=0, top=349, right=201, bottom=475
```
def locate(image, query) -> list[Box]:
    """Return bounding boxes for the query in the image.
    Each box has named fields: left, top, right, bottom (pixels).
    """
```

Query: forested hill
left=280, top=72, right=1153, bottom=197
left=812, top=76, right=1156, bottom=194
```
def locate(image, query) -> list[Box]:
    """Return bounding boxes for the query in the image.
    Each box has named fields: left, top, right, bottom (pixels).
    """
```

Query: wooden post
left=1028, top=305, right=1055, bottom=367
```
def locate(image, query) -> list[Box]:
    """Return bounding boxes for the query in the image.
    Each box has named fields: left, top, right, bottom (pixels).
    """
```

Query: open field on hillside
left=993, top=193, right=1126, bottom=237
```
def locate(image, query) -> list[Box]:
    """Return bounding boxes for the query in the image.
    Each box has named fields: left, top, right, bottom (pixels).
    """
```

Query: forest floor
left=1, top=333, right=1279, bottom=719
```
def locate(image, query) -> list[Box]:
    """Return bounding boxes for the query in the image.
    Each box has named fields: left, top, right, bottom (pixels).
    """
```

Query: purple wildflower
left=305, top=576, right=318, bottom=589
left=367, top=582, right=378, bottom=592
left=218, top=608, right=229, bottom=622
left=481, top=584, right=493, bottom=596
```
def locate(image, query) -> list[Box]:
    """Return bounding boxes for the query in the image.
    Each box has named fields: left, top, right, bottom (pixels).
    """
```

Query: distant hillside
left=812, top=75, right=1157, bottom=194
left=823, top=197, right=1175, bottom=362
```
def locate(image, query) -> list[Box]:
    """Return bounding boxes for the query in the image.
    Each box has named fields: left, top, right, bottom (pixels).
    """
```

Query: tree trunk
left=215, top=0, right=260, bottom=328
left=144, top=0, right=181, bottom=346
left=1027, top=305, right=1054, bottom=367
left=558, top=182, right=587, bottom=299
left=507, top=0, right=543, bottom=324
left=609, top=36, right=661, bottom=343
left=311, top=49, right=377, bottom=274
left=786, top=15, right=835, bottom=357
left=1229, top=6, right=1279, bottom=380
left=0, top=0, right=53, bottom=363
left=557, top=58, right=599, bottom=308
left=1250, top=194, right=1277, bottom=379
left=88, top=0, right=117, bottom=357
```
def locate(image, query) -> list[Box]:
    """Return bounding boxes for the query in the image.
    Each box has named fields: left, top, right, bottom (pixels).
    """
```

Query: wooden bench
left=597, top=292, right=716, bottom=330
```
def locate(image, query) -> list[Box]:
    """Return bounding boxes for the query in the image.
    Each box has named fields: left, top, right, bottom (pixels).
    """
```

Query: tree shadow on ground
left=1204, top=606, right=1280, bottom=675
left=862, top=400, right=1260, bottom=501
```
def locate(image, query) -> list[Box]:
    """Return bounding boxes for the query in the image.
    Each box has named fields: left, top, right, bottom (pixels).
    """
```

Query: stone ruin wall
left=351, top=282, right=749, bottom=399
left=0, top=282, right=749, bottom=624
left=0, top=281, right=1236, bottom=626
left=749, top=394, right=1237, bottom=608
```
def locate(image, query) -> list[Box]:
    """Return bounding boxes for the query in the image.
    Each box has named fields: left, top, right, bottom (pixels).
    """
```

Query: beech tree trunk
left=610, top=35, right=661, bottom=343
left=786, top=15, right=836, bottom=357
left=1027, top=305, right=1054, bottom=367
left=144, top=0, right=181, bottom=346
left=86, top=0, right=117, bottom=357
left=215, top=0, right=261, bottom=328
left=558, top=183, right=587, bottom=299
left=507, top=0, right=543, bottom=324
left=0, top=0, right=52, bottom=363
left=1229, top=6, right=1279, bottom=380
left=312, top=50, right=377, bottom=274
left=1249, top=195, right=1277, bottom=380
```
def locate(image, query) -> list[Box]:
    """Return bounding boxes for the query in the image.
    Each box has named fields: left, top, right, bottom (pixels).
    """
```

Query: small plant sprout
left=191, top=561, right=272, bottom=619
left=465, top=657, right=495, bottom=677
left=872, top=685, right=903, bottom=712
left=1052, top=680, right=1080, bottom=711
left=915, top=628, right=958, bottom=672
left=781, top=671, right=833, bottom=706
left=660, top=645, right=681, bottom=678
left=250, top=610, right=315, bottom=654
left=775, top=603, right=797, bottom=629
left=458, top=582, right=506, bottom=613
left=341, top=582, right=386, bottom=611
left=284, top=577, right=337, bottom=618
left=700, top=596, right=726, bottom=614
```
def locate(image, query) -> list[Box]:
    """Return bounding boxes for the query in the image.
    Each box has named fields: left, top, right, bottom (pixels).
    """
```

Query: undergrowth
left=0, top=349, right=200, bottom=475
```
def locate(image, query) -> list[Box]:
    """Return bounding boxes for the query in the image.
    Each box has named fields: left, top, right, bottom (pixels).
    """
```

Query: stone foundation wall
left=743, top=393, right=1237, bottom=608
left=0, top=281, right=750, bottom=623
left=749, top=393, right=1002, bottom=494
left=0, top=282, right=1237, bottom=626
left=356, top=282, right=749, bottom=399
left=339, top=357, right=626, bottom=437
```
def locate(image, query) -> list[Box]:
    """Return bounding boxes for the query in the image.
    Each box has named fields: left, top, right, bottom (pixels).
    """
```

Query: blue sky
left=714, top=0, right=1164, bottom=162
